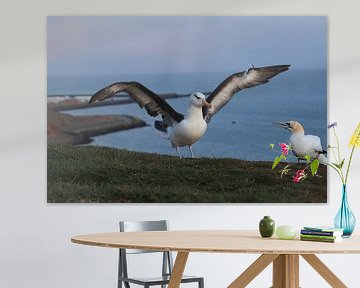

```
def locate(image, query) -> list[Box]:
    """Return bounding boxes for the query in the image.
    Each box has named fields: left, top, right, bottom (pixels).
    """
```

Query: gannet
left=89, top=64, right=290, bottom=158
left=273, top=120, right=327, bottom=163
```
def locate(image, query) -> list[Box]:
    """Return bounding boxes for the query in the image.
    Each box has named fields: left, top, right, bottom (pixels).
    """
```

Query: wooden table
left=71, top=230, right=360, bottom=288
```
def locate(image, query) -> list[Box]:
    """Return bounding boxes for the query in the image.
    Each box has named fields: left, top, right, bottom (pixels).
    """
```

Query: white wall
left=1, top=0, right=360, bottom=287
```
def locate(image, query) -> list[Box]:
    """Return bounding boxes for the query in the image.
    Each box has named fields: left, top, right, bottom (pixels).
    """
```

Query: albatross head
left=273, top=120, right=305, bottom=134
left=190, top=92, right=211, bottom=109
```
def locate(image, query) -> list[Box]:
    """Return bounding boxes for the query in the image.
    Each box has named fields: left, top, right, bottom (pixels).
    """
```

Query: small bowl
left=275, top=225, right=297, bottom=240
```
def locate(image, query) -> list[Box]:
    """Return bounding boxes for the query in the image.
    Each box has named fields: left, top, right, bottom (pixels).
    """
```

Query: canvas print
left=47, top=16, right=327, bottom=203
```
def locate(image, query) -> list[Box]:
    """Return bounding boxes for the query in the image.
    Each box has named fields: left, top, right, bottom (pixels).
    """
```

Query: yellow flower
left=349, top=122, right=360, bottom=147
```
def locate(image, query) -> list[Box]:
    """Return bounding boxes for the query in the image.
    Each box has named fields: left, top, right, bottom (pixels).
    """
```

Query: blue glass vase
left=334, top=185, right=356, bottom=237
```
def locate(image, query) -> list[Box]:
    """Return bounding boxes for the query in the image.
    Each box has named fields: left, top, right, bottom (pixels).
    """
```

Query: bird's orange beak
left=202, top=99, right=212, bottom=109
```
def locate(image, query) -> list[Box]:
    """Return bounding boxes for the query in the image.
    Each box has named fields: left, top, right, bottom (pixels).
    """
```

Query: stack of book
left=300, top=226, right=344, bottom=243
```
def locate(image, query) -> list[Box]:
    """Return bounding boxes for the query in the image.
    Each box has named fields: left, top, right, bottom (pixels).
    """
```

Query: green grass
left=47, top=144, right=327, bottom=203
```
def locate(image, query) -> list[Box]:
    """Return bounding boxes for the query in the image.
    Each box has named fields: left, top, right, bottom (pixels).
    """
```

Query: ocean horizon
left=48, top=68, right=327, bottom=161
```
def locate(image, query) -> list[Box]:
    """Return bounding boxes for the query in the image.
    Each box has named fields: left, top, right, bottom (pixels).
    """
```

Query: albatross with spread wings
left=89, top=64, right=290, bottom=158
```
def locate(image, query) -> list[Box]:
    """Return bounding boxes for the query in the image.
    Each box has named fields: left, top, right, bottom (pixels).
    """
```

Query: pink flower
left=279, top=143, right=289, bottom=155
left=293, top=169, right=305, bottom=183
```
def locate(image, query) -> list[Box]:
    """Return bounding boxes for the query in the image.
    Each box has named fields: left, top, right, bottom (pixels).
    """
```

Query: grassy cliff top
left=47, top=144, right=327, bottom=203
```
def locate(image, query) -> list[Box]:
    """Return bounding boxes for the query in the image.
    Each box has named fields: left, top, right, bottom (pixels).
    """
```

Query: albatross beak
left=202, top=99, right=212, bottom=109
left=273, top=121, right=292, bottom=131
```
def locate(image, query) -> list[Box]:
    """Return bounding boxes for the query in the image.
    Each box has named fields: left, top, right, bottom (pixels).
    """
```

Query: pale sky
left=47, top=16, right=327, bottom=76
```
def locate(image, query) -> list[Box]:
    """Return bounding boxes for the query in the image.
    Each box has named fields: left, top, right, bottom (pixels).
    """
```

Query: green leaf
left=280, top=165, right=290, bottom=177
left=332, top=162, right=341, bottom=169
left=332, top=160, right=345, bottom=169
left=310, top=159, right=320, bottom=176
left=272, top=156, right=282, bottom=169
left=304, top=155, right=311, bottom=163
left=339, top=158, right=345, bottom=169
left=270, top=143, right=275, bottom=149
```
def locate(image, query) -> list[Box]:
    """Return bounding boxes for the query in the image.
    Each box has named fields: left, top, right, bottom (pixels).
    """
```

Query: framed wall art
left=47, top=16, right=327, bottom=203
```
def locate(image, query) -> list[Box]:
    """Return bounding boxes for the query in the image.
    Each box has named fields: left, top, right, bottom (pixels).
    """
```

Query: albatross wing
left=89, top=81, right=184, bottom=125
left=203, top=64, right=290, bottom=122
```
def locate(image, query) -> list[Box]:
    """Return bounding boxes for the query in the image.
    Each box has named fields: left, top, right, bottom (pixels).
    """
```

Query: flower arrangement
left=327, top=122, right=360, bottom=186
left=271, top=122, right=360, bottom=236
left=271, top=122, right=360, bottom=184
left=270, top=142, right=320, bottom=183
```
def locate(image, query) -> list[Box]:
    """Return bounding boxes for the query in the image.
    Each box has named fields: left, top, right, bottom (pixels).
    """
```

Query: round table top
left=71, top=230, right=360, bottom=254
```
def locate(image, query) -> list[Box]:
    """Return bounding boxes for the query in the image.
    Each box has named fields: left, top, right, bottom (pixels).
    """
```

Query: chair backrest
left=120, top=220, right=168, bottom=232
left=118, top=220, right=174, bottom=283
left=119, top=220, right=169, bottom=254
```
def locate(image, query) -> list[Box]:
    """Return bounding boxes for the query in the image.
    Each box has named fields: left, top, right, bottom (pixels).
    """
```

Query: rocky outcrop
left=47, top=110, right=146, bottom=145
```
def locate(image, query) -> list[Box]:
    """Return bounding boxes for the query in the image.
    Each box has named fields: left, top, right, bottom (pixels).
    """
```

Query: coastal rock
left=47, top=110, right=147, bottom=145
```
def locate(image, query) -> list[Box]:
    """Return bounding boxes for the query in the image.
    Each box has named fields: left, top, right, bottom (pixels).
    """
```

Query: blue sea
left=48, top=69, right=327, bottom=161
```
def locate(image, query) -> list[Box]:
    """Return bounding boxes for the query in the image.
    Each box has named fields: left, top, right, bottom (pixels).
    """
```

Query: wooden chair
left=118, top=220, right=204, bottom=288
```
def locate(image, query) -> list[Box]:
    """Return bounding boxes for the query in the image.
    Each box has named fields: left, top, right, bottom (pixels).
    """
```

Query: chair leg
left=118, top=250, right=123, bottom=288
left=199, top=278, right=204, bottom=288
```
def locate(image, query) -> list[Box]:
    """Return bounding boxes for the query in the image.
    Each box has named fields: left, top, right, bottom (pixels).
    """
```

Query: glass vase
left=334, top=185, right=356, bottom=237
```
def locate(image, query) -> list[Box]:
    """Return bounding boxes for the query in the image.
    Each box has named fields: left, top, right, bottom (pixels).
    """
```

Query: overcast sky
left=47, top=16, right=327, bottom=76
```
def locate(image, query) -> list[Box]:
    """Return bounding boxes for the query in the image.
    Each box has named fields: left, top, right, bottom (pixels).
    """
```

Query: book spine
left=301, top=230, right=337, bottom=236
left=300, top=234, right=338, bottom=240
left=300, top=236, right=337, bottom=243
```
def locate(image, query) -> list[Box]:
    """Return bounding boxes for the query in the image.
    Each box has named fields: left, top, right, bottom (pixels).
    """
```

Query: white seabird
left=89, top=64, right=290, bottom=158
left=273, top=120, right=327, bottom=163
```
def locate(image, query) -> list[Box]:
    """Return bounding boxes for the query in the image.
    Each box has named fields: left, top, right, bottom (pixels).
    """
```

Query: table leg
left=272, top=254, right=299, bottom=288
left=168, top=251, right=189, bottom=288
left=228, top=254, right=279, bottom=288
left=301, top=254, right=347, bottom=288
